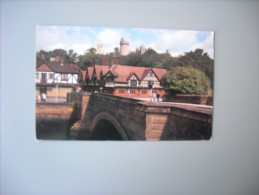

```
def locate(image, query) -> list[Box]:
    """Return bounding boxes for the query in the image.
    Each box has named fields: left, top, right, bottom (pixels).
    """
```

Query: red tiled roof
left=110, top=65, right=147, bottom=82
left=127, top=72, right=141, bottom=81
left=70, top=64, right=81, bottom=71
left=152, top=68, right=167, bottom=80
left=140, top=68, right=152, bottom=80
left=109, top=64, right=167, bottom=83
left=81, top=70, right=87, bottom=81
left=37, top=60, right=79, bottom=74
left=87, top=67, right=94, bottom=80
left=94, top=65, right=110, bottom=80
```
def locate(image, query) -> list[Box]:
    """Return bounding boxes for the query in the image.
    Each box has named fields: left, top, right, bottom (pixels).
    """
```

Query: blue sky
left=36, top=26, right=214, bottom=58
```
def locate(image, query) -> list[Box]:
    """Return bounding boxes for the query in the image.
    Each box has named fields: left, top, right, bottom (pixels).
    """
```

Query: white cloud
left=146, top=30, right=199, bottom=56
left=129, top=39, right=145, bottom=52
left=36, top=26, right=93, bottom=55
left=36, top=26, right=65, bottom=51
left=96, top=29, right=125, bottom=53
left=36, top=26, right=214, bottom=59
left=191, top=32, right=214, bottom=58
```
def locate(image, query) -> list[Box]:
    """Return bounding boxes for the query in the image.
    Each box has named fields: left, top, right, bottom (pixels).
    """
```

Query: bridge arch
left=90, top=112, right=129, bottom=140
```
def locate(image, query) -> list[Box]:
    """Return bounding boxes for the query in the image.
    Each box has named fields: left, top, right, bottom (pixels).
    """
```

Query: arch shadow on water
left=90, top=112, right=129, bottom=141
left=91, top=119, right=122, bottom=140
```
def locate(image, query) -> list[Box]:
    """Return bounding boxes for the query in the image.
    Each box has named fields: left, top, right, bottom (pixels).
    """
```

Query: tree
left=161, top=66, right=211, bottom=95
left=174, top=49, right=214, bottom=89
left=51, top=49, right=67, bottom=60
left=119, top=53, right=142, bottom=66
left=156, top=53, right=174, bottom=69
left=140, top=49, right=160, bottom=67
left=78, top=47, right=103, bottom=69
left=67, top=49, right=78, bottom=64
left=37, top=50, right=51, bottom=61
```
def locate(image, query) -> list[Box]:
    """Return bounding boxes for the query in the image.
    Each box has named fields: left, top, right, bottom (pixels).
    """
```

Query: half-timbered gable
left=81, top=63, right=167, bottom=98
left=141, top=69, right=161, bottom=88
left=36, top=62, right=55, bottom=84
left=36, top=60, right=80, bottom=101
left=37, top=63, right=52, bottom=72
left=127, top=73, right=140, bottom=87
left=36, top=61, right=79, bottom=85
left=104, top=70, right=115, bottom=87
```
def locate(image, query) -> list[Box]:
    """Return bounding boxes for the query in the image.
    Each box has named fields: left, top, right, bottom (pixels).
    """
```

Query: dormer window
left=130, top=79, right=137, bottom=87
left=148, top=71, right=154, bottom=77
left=105, top=75, right=114, bottom=82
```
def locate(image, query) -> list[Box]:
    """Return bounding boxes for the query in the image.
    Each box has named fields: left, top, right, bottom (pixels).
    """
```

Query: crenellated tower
left=119, top=38, right=129, bottom=56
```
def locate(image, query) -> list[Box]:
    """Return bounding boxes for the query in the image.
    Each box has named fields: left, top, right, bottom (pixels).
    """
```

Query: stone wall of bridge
left=70, top=93, right=147, bottom=140
left=165, top=94, right=213, bottom=105
left=68, top=92, right=213, bottom=141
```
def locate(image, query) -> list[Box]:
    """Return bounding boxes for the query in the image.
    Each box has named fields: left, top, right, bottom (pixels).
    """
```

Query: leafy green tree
left=174, top=49, right=214, bottom=88
left=161, top=66, right=211, bottom=95
left=37, top=49, right=80, bottom=64
left=51, top=49, right=67, bottom=60
left=78, top=48, right=103, bottom=69
left=140, top=49, right=160, bottom=67
left=37, top=50, right=51, bottom=61
left=156, top=53, right=174, bottom=69
left=66, top=49, right=78, bottom=64
left=119, top=53, right=142, bottom=66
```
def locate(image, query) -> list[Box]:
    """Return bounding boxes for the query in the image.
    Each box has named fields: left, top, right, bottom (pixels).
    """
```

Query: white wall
left=35, top=71, right=55, bottom=83
left=54, top=73, right=78, bottom=84
left=1, top=1, right=258, bottom=195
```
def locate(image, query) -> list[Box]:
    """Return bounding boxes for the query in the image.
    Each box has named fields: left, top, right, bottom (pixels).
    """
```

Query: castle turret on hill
left=119, top=38, right=129, bottom=56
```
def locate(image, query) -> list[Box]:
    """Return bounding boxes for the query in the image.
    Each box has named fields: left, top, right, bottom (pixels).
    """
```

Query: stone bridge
left=69, top=92, right=213, bottom=141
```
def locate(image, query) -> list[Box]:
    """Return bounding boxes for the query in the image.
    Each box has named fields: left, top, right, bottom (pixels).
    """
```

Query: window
left=49, top=73, right=54, bottom=79
left=61, top=74, right=68, bottom=81
left=105, top=76, right=114, bottom=82
left=36, top=73, right=39, bottom=79
left=41, top=73, right=46, bottom=79
left=148, top=71, right=154, bottom=77
left=130, top=79, right=137, bottom=87
left=148, top=81, right=154, bottom=88
left=119, top=89, right=125, bottom=94
left=142, top=89, right=147, bottom=94
left=130, top=89, right=136, bottom=94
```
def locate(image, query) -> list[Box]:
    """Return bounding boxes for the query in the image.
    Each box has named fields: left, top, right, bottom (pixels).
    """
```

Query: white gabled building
left=36, top=60, right=80, bottom=101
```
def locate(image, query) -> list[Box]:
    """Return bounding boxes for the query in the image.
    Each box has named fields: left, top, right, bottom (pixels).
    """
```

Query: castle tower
left=119, top=38, right=129, bottom=56
left=96, top=44, right=104, bottom=54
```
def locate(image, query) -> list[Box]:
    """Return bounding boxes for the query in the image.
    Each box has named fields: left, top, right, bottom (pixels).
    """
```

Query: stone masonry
left=69, top=92, right=213, bottom=141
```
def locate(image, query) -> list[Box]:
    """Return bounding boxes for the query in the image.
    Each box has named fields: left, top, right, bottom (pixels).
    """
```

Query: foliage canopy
left=161, top=66, right=211, bottom=95
left=36, top=47, right=214, bottom=91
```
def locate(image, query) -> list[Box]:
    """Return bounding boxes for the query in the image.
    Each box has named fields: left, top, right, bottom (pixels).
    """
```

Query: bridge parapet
left=139, top=102, right=212, bottom=140
left=69, top=92, right=213, bottom=140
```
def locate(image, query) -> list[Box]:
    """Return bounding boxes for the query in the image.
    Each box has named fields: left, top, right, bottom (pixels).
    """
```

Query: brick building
left=79, top=64, right=167, bottom=98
